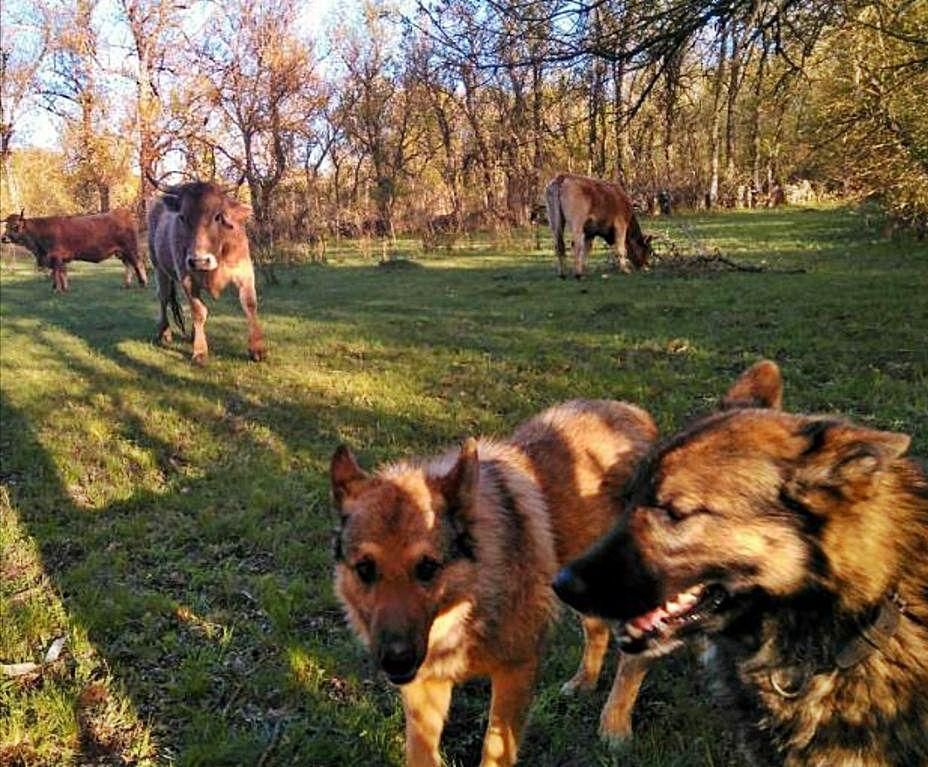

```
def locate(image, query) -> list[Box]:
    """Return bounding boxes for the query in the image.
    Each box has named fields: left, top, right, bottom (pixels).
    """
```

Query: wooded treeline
left=2, top=0, right=926, bottom=238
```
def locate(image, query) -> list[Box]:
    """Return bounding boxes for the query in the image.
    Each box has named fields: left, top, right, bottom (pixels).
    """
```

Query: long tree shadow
left=2, top=208, right=925, bottom=764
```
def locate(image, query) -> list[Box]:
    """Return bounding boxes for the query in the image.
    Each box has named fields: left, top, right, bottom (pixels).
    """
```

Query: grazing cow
left=545, top=174, right=652, bottom=279
left=148, top=181, right=265, bottom=365
left=0, top=208, right=146, bottom=292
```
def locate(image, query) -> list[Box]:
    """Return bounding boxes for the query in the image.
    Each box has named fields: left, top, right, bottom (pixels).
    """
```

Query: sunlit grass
left=1, top=207, right=926, bottom=765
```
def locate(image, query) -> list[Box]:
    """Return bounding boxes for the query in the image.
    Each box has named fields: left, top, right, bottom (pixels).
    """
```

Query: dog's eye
left=215, top=212, right=223, bottom=224
left=656, top=505, right=685, bottom=524
left=414, top=557, right=441, bottom=584
left=354, top=557, right=377, bottom=585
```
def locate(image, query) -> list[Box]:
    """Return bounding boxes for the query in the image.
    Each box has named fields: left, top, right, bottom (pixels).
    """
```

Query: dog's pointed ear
left=331, top=445, right=368, bottom=510
left=794, top=420, right=910, bottom=497
left=721, top=360, right=783, bottom=410
left=441, top=437, right=479, bottom=511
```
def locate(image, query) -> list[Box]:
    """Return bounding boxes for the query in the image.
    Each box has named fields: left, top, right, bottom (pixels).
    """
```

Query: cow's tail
left=168, top=280, right=186, bottom=336
left=545, top=174, right=566, bottom=262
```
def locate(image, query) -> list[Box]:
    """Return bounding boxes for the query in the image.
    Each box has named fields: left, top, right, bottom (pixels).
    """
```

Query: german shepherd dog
left=555, top=362, right=928, bottom=766
left=331, top=400, right=658, bottom=766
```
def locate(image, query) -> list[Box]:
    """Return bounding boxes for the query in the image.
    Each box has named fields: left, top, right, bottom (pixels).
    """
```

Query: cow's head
left=161, top=183, right=251, bottom=272
left=1, top=209, right=27, bottom=244
left=629, top=232, right=653, bottom=270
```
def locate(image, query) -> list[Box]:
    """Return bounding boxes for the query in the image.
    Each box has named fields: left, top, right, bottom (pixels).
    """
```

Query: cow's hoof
left=574, top=273, right=583, bottom=281
left=558, top=273, right=567, bottom=280
left=191, top=353, right=208, bottom=367
left=249, top=348, right=266, bottom=363
left=157, top=332, right=173, bottom=346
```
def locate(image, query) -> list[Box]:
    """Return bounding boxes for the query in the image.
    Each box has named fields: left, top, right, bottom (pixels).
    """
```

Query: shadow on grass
left=2, top=207, right=925, bottom=764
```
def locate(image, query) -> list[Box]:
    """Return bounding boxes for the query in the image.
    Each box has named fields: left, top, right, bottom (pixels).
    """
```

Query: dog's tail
left=545, top=174, right=566, bottom=262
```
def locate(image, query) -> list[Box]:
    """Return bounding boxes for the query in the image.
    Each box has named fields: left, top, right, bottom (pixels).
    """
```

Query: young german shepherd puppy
left=331, top=400, right=657, bottom=766
left=555, top=362, right=928, bottom=766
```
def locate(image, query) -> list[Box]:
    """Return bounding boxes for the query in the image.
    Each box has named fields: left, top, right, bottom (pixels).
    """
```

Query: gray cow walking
left=147, top=181, right=265, bottom=365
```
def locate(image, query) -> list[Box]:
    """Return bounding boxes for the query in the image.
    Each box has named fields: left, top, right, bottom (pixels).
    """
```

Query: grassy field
left=1, top=206, right=926, bottom=767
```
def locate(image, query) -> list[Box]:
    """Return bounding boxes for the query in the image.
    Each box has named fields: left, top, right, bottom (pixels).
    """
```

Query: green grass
left=1, top=206, right=926, bottom=766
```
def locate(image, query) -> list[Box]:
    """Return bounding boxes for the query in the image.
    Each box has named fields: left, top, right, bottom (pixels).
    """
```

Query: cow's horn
left=145, top=170, right=171, bottom=193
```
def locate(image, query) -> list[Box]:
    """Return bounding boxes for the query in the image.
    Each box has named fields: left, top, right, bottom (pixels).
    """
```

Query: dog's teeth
left=618, top=634, right=633, bottom=645
left=664, top=598, right=681, bottom=614
left=626, top=624, right=644, bottom=639
left=679, top=592, right=699, bottom=606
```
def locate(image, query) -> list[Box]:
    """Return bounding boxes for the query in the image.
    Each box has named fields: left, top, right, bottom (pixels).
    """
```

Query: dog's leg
left=401, top=677, right=452, bottom=767
left=598, top=652, right=650, bottom=746
left=561, top=615, right=610, bottom=694
left=481, top=661, right=537, bottom=767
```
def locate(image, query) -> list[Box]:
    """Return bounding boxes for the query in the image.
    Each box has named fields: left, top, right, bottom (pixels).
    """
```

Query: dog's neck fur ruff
left=706, top=460, right=928, bottom=766
left=758, top=589, right=907, bottom=699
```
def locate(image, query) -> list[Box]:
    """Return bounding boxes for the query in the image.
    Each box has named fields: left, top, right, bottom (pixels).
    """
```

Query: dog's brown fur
left=557, top=363, right=928, bottom=766
left=331, top=400, right=657, bottom=766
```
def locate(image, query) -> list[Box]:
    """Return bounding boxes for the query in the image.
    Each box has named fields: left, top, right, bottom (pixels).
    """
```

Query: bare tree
left=1, top=4, right=50, bottom=208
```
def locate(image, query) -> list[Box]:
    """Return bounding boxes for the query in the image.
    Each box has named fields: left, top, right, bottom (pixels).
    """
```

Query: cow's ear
left=721, top=359, right=783, bottom=410
left=162, top=194, right=181, bottom=212
left=331, top=445, right=368, bottom=510
left=226, top=200, right=252, bottom=224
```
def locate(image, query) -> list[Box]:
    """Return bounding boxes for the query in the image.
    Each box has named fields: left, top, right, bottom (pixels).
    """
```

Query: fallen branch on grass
left=651, top=223, right=807, bottom=275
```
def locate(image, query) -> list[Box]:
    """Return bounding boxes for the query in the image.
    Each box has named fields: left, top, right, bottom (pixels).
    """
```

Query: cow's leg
left=126, top=246, right=148, bottom=287
left=234, top=269, right=266, bottom=362
left=47, top=254, right=67, bottom=292
left=182, top=281, right=209, bottom=365
left=554, top=229, right=568, bottom=279
left=60, top=266, right=70, bottom=292
left=613, top=221, right=632, bottom=274
left=570, top=225, right=586, bottom=279
left=122, top=260, right=133, bottom=288
left=155, top=269, right=173, bottom=345
left=190, top=295, right=209, bottom=365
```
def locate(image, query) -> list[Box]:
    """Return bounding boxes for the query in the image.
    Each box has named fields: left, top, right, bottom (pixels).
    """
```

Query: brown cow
left=0, top=208, right=147, bottom=292
left=148, top=182, right=265, bottom=365
left=545, top=174, right=652, bottom=279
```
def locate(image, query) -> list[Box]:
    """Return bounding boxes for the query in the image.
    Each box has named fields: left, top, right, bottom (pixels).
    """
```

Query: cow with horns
left=147, top=177, right=265, bottom=364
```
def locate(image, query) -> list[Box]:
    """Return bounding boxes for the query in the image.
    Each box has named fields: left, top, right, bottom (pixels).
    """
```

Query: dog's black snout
left=379, top=639, right=419, bottom=683
left=553, top=566, right=589, bottom=610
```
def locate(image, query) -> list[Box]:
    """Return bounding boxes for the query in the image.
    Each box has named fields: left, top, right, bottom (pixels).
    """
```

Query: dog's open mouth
left=617, top=583, right=729, bottom=654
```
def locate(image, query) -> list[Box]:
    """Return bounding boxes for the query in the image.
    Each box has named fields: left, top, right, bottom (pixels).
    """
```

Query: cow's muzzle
left=186, top=253, right=219, bottom=271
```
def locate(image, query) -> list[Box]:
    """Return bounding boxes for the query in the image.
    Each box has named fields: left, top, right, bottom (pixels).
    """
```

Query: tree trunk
left=725, top=22, right=743, bottom=183
left=708, top=22, right=728, bottom=208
